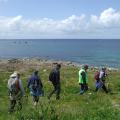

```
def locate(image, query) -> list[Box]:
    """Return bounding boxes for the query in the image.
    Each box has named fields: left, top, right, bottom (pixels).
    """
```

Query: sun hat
left=10, top=71, right=19, bottom=78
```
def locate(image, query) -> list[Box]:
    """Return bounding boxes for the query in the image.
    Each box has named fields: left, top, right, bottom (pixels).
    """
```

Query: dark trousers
left=33, top=96, right=39, bottom=102
left=8, top=99, right=22, bottom=113
left=95, top=84, right=108, bottom=93
left=8, top=100, right=16, bottom=113
left=48, top=83, right=61, bottom=100
left=80, top=84, right=88, bottom=94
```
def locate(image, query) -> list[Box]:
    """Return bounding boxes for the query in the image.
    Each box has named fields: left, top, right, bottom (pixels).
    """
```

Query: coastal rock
left=8, top=58, right=22, bottom=64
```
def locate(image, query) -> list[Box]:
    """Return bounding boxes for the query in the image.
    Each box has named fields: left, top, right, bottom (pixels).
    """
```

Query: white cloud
left=0, top=8, right=120, bottom=38
left=90, top=8, right=120, bottom=28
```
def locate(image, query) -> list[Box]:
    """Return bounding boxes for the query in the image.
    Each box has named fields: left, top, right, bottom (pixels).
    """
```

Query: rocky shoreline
left=0, top=57, right=81, bottom=67
left=0, top=58, right=119, bottom=71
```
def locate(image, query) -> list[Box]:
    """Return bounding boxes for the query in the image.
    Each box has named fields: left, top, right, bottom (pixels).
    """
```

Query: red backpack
left=94, top=71, right=100, bottom=80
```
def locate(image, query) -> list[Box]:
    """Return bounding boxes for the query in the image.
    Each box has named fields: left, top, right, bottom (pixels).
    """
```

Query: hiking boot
left=80, top=90, right=84, bottom=95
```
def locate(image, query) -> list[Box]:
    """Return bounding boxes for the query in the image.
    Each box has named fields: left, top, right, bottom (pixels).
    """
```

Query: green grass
left=0, top=64, right=120, bottom=120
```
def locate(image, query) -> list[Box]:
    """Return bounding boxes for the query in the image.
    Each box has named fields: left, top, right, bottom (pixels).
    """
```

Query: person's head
left=83, top=65, right=89, bottom=71
left=56, top=64, right=61, bottom=70
left=10, top=71, right=20, bottom=78
left=52, top=62, right=58, bottom=68
left=102, top=67, right=106, bottom=72
left=34, top=70, right=39, bottom=75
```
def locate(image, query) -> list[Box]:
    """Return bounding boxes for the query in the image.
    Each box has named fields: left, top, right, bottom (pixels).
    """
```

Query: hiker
left=94, top=67, right=108, bottom=93
left=48, top=64, right=61, bottom=100
left=79, top=65, right=89, bottom=94
left=27, top=70, right=43, bottom=106
left=7, top=72, right=25, bottom=113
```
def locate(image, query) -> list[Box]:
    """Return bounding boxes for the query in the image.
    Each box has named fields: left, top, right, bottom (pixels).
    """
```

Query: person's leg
left=95, top=87, right=99, bottom=92
left=56, top=84, right=61, bottom=100
left=17, top=99, right=22, bottom=111
left=102, top=84, right=108, bottom=93
left=8, top=100, right=16, bottom=113
left=33, top=96, right=39, bottom=106
left=36, top=96, right=39, bottom=103
left=95, top=81, right=102, bottom=92
left=80, top=84, right=84, bottom=94
left=84, top=84, right=88, bottom=91
left=48, top=84, right=56, bottom=99
left=95, top=81, right=99, bottom=92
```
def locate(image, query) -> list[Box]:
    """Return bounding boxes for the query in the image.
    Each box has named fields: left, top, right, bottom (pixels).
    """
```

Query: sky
left=0, top=0, right=120, bottom=39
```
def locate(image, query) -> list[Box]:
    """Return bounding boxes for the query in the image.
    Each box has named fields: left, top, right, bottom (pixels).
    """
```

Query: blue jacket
left=27, top=74, right=43, bottom=96
left=27, top=74, right=43, bottom=88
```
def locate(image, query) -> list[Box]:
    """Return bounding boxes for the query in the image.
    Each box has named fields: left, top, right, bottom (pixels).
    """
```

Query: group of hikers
left=79, top=65, right=108, bottom=94
left=7, top=63, right=109, bottom=113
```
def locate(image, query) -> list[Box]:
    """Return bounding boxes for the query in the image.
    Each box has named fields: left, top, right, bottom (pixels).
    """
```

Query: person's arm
left=81, top=72, right=86, bottom=84
left=39, top=77, right=43, bottom=88
left=55, top=71, right=60, bottom=83
left=27, top=78, right=31, bottom=88
left=7, top=78, right=11, bottom=90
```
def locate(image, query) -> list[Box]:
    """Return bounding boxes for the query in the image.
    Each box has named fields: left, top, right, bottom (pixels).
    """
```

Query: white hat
left=10, top=72, right=17, bottom=78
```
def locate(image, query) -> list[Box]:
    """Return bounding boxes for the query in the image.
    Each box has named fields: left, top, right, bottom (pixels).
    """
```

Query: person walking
left=79, top=65, right=89, bottom=95
left=27, top=70, right=43, bottom=106
left=48, top=64, right=61, bottom=100
left=94, top=67, right=108, bottom=93
left=7, top=71, right=25, bottom=113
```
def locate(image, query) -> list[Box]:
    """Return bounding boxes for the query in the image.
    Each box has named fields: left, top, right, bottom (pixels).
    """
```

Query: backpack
left=31, top=79, right=38, bottom=90
left=49, top=70, right=55, bottom=82
left=94, top=71, right=100, bottom=81
left=8, top=78, right=20, bottom=94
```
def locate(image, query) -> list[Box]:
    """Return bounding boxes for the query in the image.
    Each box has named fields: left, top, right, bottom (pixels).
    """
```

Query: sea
left=0, top=39, right=120, bottom=68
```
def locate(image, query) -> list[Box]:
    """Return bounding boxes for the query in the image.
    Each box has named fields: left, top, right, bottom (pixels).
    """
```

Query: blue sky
left=0, top=0, right=120, bottom=38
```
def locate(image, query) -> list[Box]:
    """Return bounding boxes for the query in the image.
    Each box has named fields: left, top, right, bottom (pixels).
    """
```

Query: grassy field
left=0, top=61, right=120, bottom=120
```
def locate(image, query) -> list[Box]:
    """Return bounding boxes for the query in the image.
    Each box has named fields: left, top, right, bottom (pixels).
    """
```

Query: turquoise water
left=0, top=39, right=120, bottom=68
